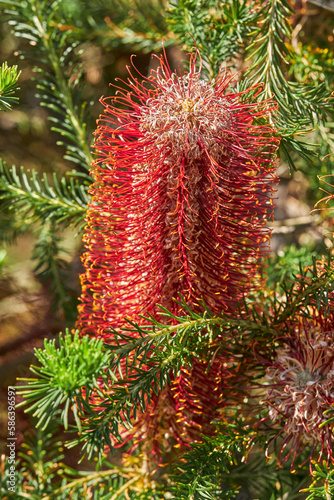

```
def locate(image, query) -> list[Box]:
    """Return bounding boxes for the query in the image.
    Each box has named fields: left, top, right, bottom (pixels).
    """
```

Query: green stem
left=2, top=181, right=86, bottom=214
left=263, top=0, right=276, bottom=100
left=110, top=474, right=142, bottom=500
left=30, top=1, right=92, bottom=169
left=41, top=467, right=138, bottom=500
left=113, top=317, right=276, bottom=358
left=276, top=274, right=334, bottom=325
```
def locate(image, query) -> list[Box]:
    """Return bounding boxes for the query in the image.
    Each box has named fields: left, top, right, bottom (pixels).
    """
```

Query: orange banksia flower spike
left=77, top=47, right=279, bottom=339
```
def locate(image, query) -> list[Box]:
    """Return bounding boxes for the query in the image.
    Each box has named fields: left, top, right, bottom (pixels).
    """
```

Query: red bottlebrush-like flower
left=77, top=49, right=279, bottom=338
left=76, top=47, right=279, bottom=455
left=134, top=352, right=251, bottom=457
left=265, top=318, right=334, bottom=468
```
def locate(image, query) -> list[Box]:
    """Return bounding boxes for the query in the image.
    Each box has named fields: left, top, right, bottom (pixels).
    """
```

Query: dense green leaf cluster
left=0, top=161, right=88, bottom=229
left=57, top=0, right=170, bottom=53
left=0, top=61, right=20, bottom=111
left=246, top=0, right=333, bottom=167
left=0, top=0, right=93, bottom=171
left=17, top=331, right=110, bottom=430
left=167, top=0, right=257, bottom=78
left=170, top=422, right=309, bottom=500
left=0, top=422, right=165, bottom=499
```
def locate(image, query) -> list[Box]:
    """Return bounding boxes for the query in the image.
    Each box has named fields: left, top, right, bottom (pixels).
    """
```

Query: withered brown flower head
left=265, top=323, right=334, bottom=467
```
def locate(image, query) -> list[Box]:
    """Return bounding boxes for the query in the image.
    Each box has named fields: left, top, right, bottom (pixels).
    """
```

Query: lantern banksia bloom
left=76, top=47, right=279, bottom=454
left=77, top=48, right=279, bottom=338
left=265, top=317, right=334, bottom=468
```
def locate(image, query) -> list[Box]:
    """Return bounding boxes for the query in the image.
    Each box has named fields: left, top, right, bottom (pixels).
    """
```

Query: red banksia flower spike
left=77, top=47, right=280, bottom=339
left=76, top=46, right=279, bottom=456
left=120, top=351, right=252, bottom=459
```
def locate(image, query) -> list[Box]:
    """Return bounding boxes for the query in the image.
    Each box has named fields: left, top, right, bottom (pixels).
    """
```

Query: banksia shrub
left=76, top=47, right=279, bottom=454
left=3, top=1, right=334, bottom=497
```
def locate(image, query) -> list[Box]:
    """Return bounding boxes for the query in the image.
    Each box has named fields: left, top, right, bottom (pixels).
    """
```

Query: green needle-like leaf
left=0, top=61, right=20, bottom=111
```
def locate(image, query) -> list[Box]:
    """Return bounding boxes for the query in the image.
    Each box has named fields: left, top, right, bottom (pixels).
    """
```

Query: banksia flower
left=265, top=318, right=334, bottom=468
left=77, top=48, right=279, bottom=338
left=136, top=351, right=252, bottom=456
left=76, top=47, right=279, bottom=455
